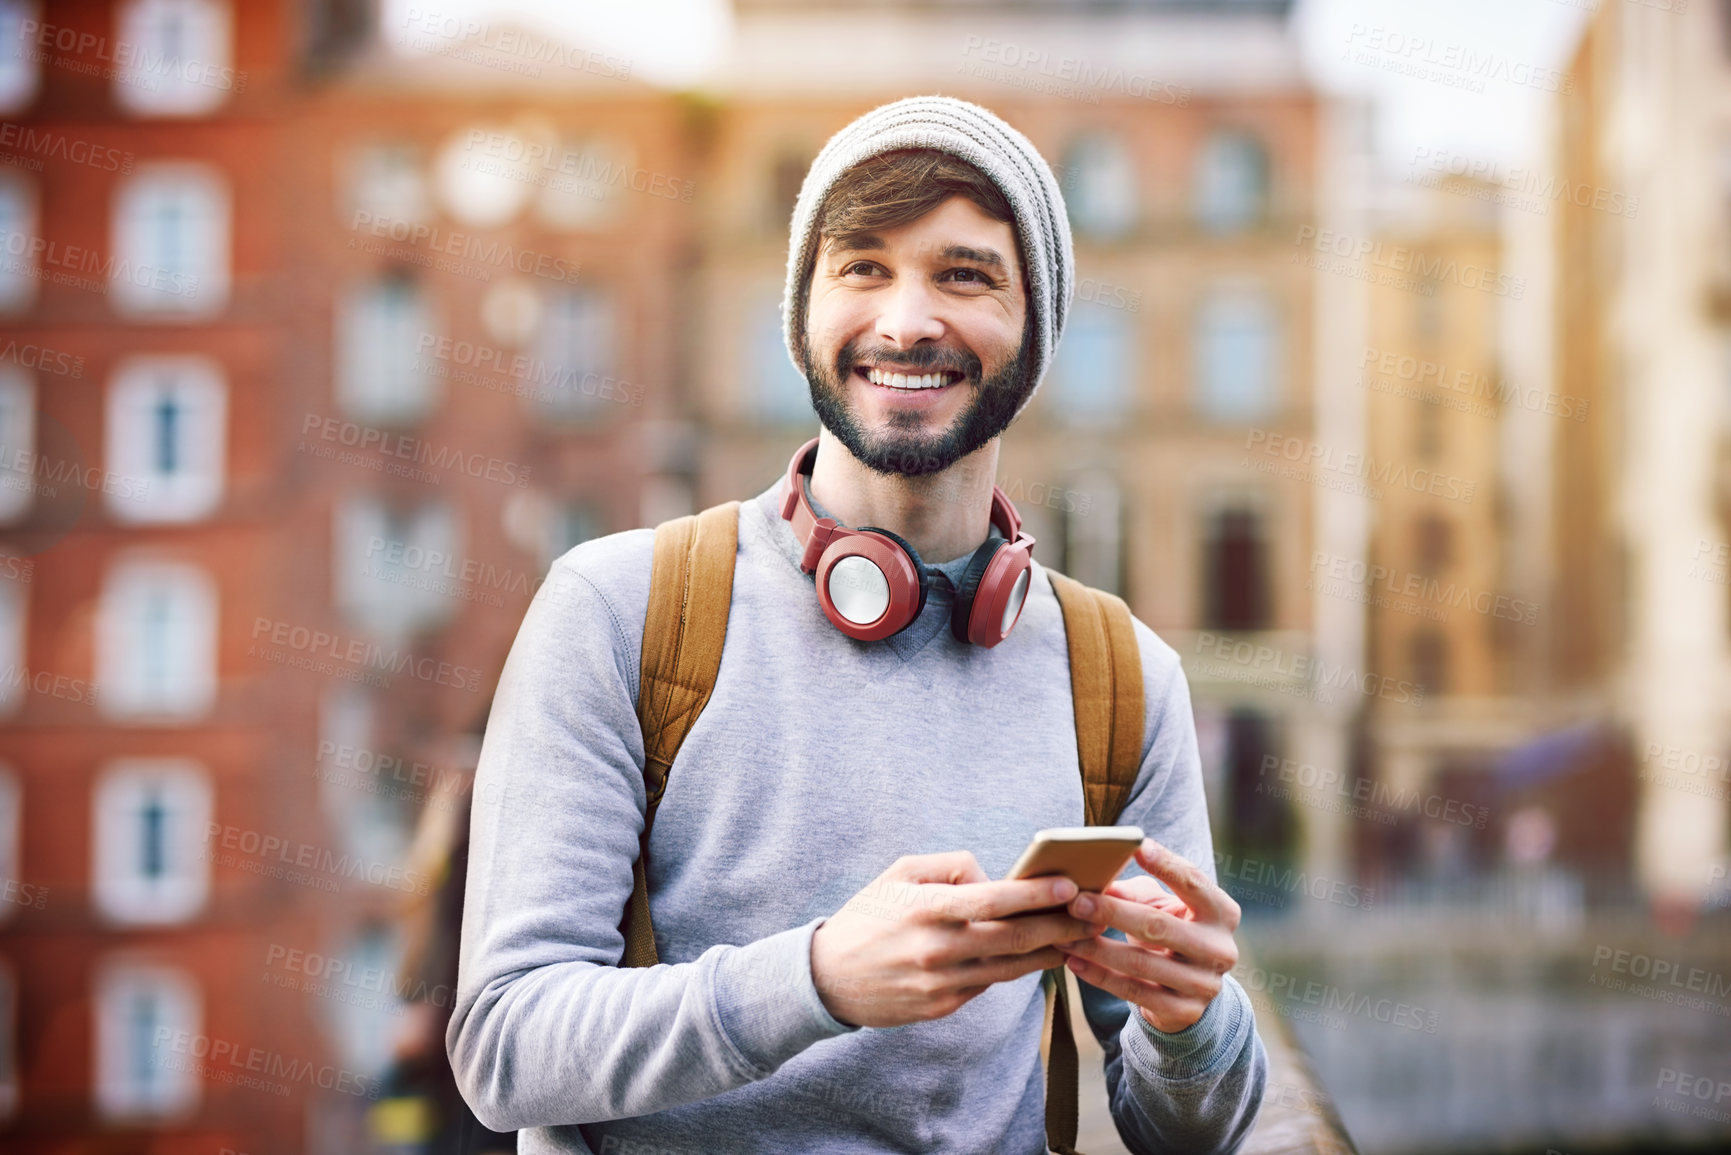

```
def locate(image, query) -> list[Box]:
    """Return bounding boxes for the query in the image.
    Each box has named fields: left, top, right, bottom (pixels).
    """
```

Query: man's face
left=802, top=195, right=1032, bottom=477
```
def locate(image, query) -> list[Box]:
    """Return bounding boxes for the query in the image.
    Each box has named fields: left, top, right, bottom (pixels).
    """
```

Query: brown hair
left=794, top=149, right=1021, bottom=361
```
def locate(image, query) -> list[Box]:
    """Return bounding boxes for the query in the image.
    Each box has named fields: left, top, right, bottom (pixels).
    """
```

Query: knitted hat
left=781, top=95, right=1074, bottom=419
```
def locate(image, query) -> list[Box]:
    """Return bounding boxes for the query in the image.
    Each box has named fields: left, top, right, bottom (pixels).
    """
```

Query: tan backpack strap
left=620, top=501, right=740, bottom=969
left=1043, top=569, right=1147, bottom=1154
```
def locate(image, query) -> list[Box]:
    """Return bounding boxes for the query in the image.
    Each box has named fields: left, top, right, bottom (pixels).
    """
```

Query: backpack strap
left=620, top=500, right=741, bottom=969
left=1043, top=569, right=1145, bottom=1155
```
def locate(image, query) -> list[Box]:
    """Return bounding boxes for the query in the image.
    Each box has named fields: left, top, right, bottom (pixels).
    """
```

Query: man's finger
left=1069, top=890, right=1214, bottom=958
left=1135, top=839, right=1235, bottom=926
left=943, top=876, right=1078, bottom=922
left=960, top=912, right=1104, bottom=960
left=891, top=850, right=990, bottom=886
left=1057, top=935, right=1226, bottom=1000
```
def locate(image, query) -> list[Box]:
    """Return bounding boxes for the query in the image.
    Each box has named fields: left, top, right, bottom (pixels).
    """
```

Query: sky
left=380, top=0, right=1595, bottom=169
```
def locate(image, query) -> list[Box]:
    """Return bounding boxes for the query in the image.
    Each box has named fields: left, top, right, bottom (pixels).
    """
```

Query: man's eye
left=946, top=268, right=992, bottom=285
left=842, top=261, right=879, bottom=276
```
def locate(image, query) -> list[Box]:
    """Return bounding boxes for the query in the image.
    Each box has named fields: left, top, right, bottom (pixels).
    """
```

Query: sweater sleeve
left=1083, top=622, right=1269, bottom=1155
left=444, top=551, right=858, bottom=1133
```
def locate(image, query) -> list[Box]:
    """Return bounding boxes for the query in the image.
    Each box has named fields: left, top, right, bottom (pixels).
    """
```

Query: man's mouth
left=855, top=365, right=966, bottom=391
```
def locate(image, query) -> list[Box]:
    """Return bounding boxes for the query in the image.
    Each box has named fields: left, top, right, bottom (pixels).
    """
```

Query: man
left=448, top=95, right=1267, bottom=1154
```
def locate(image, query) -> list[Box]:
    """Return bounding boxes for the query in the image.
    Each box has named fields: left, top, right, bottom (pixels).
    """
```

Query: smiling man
left=448, top=96, right=1267, bottom=1154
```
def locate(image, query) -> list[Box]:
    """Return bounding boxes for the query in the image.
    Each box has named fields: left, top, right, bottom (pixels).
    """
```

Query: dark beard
left=801, top=328, right=1035, bottom=477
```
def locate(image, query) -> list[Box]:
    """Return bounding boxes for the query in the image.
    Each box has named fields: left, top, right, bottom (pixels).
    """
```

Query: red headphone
left=778, top=437, right=1036, bottom=647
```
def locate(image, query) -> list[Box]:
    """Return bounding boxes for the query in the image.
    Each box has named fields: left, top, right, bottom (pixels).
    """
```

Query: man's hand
left=810, top=850, right=1106, bottom=1028
left=1054, top=839, right=1242, bottom=1034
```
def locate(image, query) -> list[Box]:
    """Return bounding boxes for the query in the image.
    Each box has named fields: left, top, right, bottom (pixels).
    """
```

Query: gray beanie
left=781, top=95, right=1074, bottom=419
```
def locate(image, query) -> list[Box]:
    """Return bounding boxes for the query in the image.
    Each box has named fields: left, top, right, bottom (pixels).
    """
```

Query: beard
left=800, top=328, right=1036, bottom=477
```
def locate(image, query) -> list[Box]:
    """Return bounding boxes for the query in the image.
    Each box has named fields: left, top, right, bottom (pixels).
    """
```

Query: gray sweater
left=448, top=477, right=1267, bottom=1154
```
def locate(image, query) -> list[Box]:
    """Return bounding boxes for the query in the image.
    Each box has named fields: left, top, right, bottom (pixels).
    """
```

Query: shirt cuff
left=1122, top=972, right=1252, bottom=1083
left=710, top=916, right=860, bottom=1077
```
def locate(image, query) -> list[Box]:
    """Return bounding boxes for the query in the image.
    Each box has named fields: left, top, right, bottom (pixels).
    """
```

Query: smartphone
left=1003, top=826, right=1145, bottom=917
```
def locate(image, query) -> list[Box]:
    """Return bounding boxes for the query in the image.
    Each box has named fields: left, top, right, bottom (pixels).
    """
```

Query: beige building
left=1553, top=0, right=1731, bottom=900
left=693, top=0, right=1373, bottom=892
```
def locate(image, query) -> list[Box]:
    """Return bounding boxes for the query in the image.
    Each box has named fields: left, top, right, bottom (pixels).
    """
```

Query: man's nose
left=874, top=279, right=946, bottom=350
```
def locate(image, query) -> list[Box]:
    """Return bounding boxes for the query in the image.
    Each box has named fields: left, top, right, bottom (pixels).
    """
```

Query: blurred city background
left=0, top=0, right=1728, bottom=1152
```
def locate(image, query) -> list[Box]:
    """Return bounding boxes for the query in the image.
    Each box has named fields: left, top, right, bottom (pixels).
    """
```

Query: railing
left=1241, top=988, right=1359, bottom=1155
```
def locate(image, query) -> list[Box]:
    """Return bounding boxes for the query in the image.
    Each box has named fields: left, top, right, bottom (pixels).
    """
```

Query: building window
left=335, top=495, right=459, bottom=640
left=322, top=922, right=405, bottom=1080
left=113, top=0, right=235, bottom=118
left=542, top=501, right=604, bottom=571
left=1195, top=287, right=1279, bottom=422
left=96, top=559, right=218, bottom=720
left=0, top=1, right=41, bottom=116
left=0, top=368, right=32, bottom=523
left=1195, top=130, right=1269, bottom=234
left=1410, top=629, right=1448, bottom=696
left=0, top=767, right=18, bottom=923
left=433, top=123, right=534, bottom=229
left=318, top=684, right=414, bottom=867
left=105, top=357, right=226, bottom=524
left=336, top=273, right=438, bottom=425
left=1203, top=505, right=1271, bottom=630
left=1058, top=471, right=1123, bottom=595
left=0, top=173, right=36, bottom=313
left=747, top=288, right=811, bottom=424
left=93, top=960, right=199, bottom=1121
left=92, top=760, right=211, bottom=925
left=767, top=147, right=811, bottom=234
left=0, top=576, right=22, bottom=717
left=1414, top=515, right=1452, bottom=577
left=1048, top=305, right=1133, bottom=426
left=0, top=958, right=14, bottom=1120
left=110, top=164, right=230, bottom=318
left=529, top=286, right=618, bottom=421
left=1063, top=132, right=1137, bottom=241
left=346, top=141, right=430, bottom=226
left=536, top=136, right=628, bottom=231
left=1415, top=392, right=1444, bottom=458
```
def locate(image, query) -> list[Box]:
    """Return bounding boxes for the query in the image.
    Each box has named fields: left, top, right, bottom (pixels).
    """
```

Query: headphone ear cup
left=857, top=526, right=930, bottom=621
left=950, top=533, right=1003, bottom=644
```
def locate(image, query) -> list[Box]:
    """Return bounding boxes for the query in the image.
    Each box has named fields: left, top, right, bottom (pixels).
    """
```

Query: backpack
left=620, top=500, right=1144, bottom=1155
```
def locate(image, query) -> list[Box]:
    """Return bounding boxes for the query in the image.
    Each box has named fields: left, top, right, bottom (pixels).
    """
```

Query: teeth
left=866, top=367, right=951, bottom=390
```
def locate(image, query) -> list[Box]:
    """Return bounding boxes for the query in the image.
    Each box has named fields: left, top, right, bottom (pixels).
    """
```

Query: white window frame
left=528, top=286, right=618, bottom=421
left=112, top=0, right=235, bottom=118
left=0, top=1, right=41, bottom=116
left=335, top=275, right=439, bottom=425
left=1194, top=284, right=1281, bottom=423
left=96, top=557, right=218, bottom=721
left=0, top=367, right=33, bottom=523
left=93, top=958, right=200, bottom=1122
left=105, top=355, right=226, bottom=523
left=92, top=758, right=212, bottom=925
left=110, top=163, right=231, bottom=318
left=334, top=495, right=460, bottom=641
left=0, top=171, right=37, bottom=313
left=0, top=570, right=21, bottom=718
